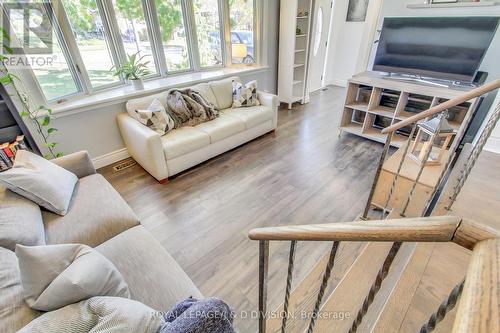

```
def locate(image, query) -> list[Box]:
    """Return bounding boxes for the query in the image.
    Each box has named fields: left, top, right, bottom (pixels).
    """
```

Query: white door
left=308, top=0, right=332, bottom=92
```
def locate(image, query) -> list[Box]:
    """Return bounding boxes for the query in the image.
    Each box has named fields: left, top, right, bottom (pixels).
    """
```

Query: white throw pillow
left=135, top=98, right=176, bottom=135
left=232, top=80, right=260, bottom=108
left=16, top=244, right=130, bottom=312
left=0, top=150, right=78, bottom=215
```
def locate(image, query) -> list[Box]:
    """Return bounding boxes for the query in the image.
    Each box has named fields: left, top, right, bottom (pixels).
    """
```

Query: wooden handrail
left=249, top=216, right=461, bottom=242
left=452, top=238, right=499, bottom=333
left=381, top=79, right=500, bottom=134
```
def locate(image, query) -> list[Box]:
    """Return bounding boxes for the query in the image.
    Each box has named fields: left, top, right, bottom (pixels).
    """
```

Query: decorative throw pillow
left=135, top=99, right=175, bottom=135
left=16, top=244, right=130, bottom=311
left=0, top=150, right=78, bottom=216
left=232, top=80, right=260, bottom=108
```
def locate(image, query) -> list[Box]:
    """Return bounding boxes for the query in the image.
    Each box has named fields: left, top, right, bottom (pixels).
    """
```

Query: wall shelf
left=407, top=1, right=498, bottom=9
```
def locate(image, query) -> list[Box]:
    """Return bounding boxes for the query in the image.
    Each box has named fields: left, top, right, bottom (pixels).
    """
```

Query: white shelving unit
left=278, top=0, right=314, bottom=109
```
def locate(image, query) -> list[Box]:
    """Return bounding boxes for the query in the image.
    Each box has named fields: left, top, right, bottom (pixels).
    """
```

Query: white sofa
left=117, top=77, right=279, bottom=182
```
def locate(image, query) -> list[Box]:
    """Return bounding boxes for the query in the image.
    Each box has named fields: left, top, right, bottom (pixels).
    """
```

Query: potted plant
left=111, top=52, right=150, bottom=90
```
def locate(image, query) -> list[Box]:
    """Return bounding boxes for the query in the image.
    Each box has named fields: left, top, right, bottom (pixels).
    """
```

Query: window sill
left=50, top=65, right=268, bottom=117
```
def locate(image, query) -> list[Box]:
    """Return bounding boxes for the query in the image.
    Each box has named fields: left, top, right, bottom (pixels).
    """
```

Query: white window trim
left=16, top=0, right=265, bottom=106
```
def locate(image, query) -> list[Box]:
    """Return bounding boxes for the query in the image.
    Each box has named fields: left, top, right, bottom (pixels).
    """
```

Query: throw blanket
left=166, top=89, right=218, bottom=127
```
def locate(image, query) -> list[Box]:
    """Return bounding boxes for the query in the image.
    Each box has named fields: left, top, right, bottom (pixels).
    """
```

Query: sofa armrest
left=51, top=151, right=96, bottom=178
left=257, top=91, right=279, bottom=108
left=117, top=113, right=168, bottom=181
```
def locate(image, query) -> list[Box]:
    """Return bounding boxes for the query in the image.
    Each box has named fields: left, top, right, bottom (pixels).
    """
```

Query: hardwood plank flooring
left=100, top=86, right=384, bottom=332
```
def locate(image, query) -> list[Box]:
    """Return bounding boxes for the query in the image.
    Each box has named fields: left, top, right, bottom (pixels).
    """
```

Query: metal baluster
left=348, top=242, right=402, bottom=333
left=419, top=280, right=465, bottom=333
left=259, top=240, right=269, bottom=333
left=446, top=101, right=500, bottom=210
left=362, top=132, right=394, bottom=220
left=382, top=123, right=417, bottom=218
left=281, top=241, right=297, bottom=333
left=306, top=241, right=340, bottom=333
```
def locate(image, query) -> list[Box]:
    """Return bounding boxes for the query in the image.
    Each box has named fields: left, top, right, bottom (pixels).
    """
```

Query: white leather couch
left=117, top=77, right=279, bottom=182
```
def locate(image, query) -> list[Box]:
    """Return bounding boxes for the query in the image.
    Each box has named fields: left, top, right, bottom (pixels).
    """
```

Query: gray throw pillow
left=135, top=98, right=176, bottom=135
left=0, top=150, right=78, bottom=215
left=232, top=80, right=260, bottom=108
left=16, top=244, right=130, bottom=311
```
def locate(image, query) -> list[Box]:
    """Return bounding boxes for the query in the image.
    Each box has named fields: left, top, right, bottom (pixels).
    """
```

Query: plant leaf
left=41, top=116, right=51, bottom=126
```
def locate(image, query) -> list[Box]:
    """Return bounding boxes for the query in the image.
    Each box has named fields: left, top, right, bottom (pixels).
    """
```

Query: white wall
left=28, top=1, right=280, bottom=166
left=324, top=0, right=382, bottom=86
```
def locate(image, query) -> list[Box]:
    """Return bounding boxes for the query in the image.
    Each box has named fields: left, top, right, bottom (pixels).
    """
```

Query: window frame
left=20, top=0, right=261, bottom=105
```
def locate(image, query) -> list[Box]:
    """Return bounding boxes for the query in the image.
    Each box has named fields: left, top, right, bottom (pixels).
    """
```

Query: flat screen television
left=373, top=17, right=499, bottom=82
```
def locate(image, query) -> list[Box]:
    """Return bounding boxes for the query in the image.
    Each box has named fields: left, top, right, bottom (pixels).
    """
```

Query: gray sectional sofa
left=0, top=151, right=202, bottom=332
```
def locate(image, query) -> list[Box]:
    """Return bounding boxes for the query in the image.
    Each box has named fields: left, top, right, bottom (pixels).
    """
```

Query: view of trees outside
left=8, top=4, right=79, bottom=101
left=114, top=0, right=157, bottom=74
left=154, top=0, right=190, bottom=71
left=229, top=0, right=254, bottom=63
left=61, top=0, right=119, bottom=88
left=193, top=0, right=222, bottom=67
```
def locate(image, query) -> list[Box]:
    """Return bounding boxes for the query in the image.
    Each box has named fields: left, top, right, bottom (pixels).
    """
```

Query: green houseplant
left=0, top=28, right=61, bottom=159
left=111, top=52, right=150, bottom=90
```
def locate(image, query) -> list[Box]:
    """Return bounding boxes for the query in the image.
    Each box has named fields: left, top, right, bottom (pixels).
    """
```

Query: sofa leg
left=158, top=178, right=169, bottom=184
left=270, top=129, right=277, bottom=136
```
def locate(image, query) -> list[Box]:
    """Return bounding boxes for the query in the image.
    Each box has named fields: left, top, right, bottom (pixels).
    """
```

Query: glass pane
left=193, top=0, right=222, bottom=67
left=8, top=4, right=79, bottom=101
left=230, top=0, right=254, bottom=64
left=61, top=0, right=119, bottom=88
left=155, top=0, right=190, bottom=72
left=113, top=0, right=156, bottom=75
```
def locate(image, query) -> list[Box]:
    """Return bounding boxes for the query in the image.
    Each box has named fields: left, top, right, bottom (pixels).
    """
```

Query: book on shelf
left=0, top=135, right=30, bottom=171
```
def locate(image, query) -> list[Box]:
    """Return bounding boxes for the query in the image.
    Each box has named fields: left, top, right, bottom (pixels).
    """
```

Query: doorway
left=307, top=0, right=333, bottom=92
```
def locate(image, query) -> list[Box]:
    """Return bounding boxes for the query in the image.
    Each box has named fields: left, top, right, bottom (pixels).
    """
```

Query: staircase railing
left=249, top=216, right=500, bottom=333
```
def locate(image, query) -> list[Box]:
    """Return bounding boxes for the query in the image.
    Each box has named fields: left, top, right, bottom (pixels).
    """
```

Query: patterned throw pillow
left=232, top=80, right=260, bottom=108
left=135, top=99, right=175, bottom=135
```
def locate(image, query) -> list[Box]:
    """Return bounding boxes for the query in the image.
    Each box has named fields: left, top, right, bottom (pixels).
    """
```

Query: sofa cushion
left=0, top=247, right=40, bottom=333
left=16, top=244, right=130, bottom=311
left=43, top=174, right=139, bottom=247
left=161, top=127, right=210, bottom=159
left=223, top=105, right=275, bottom=129
left=135, top=98, right=175, bottom=135
left=209, top=77, right=239, bottom=110
left=194, top=114, right=246, bottom=143
left=96, top=226, right=203, bottom=311
left=0, top=150, right=78, bottom=216
left=126, top=92, right=167, bottom=119
left=190, top=82, right=219, bottom=108
left=0, top=186, right=45, bottom=251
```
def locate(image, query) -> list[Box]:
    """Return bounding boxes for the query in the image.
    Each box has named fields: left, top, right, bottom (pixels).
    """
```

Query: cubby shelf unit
left=339, top=72, right=480, bottom=148
left=278, top=0, right=314, bottom=110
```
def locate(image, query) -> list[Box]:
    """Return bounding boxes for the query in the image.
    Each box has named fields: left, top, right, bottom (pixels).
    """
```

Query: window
left=61, top=0, right=119, bottom=88
left=113, top=0, right=157, bottom=75
left=155, top=0, right=191, bottom=72
left=8, top=2, right=80, bottom=101
left=15, top=0, right=260, bottom=103
left=193, top=0, right=222, bottom=67
left=229, top=0, right=255, bottom=64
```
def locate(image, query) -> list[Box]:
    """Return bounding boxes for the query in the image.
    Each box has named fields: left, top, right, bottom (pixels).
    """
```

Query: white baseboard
left=327, top=78, right=348, bottom=87
left=484, top=137, right=500, bottom=155
left=92, top=148, right=130, bottom=169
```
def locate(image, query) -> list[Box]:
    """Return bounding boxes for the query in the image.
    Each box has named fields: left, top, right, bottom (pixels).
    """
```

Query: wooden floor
left=100, top=86, right=385, bottom=332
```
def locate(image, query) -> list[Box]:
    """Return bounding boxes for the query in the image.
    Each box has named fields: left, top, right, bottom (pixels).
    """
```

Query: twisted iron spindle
left=348, top=242, right=402, bottom=333
left=258, top=240, right=269, bottom=333
left=419, top=280, right=465, bottom=333
left=382, top=123, right=417, bottom=218
left=306, top=241, right=340, bottom=333
left=281, top=241, right=297, bottom=333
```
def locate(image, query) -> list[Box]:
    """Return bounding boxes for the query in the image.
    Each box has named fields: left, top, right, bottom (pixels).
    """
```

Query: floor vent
left=112, top=159, right=136, bottom=173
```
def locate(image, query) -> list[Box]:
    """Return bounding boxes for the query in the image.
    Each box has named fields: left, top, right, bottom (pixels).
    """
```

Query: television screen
left=373, top=17, right=499, bottom=82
